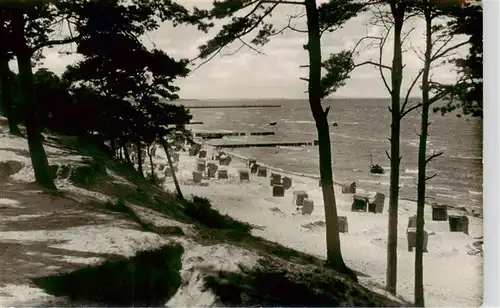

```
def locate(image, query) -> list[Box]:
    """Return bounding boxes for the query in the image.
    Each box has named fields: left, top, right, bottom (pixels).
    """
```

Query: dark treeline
left=0, top=1, right=482, bottom=306
left=0, top=0, right=210, bottom=192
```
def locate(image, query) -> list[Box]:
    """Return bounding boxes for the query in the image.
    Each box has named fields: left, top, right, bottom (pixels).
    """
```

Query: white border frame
left=483, top=1, right=499, bottom=307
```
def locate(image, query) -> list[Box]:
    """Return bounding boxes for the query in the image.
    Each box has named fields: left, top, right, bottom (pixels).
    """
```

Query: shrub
left=183, top=196, right=252, bottom=233
left=69, top=160, right=107, bottom=187
left=33, top=244, right=184, bottom=306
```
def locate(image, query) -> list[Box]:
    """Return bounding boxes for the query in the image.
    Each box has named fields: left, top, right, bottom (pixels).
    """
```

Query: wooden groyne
left=194, top=131, right=275, bottom=140
left=208, top=140, right=318, bottom=148
left=187, top=104, right=282, bottom=109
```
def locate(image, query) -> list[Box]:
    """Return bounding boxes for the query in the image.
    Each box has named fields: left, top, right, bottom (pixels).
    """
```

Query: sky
left=33, top=1, right=468, bottom=100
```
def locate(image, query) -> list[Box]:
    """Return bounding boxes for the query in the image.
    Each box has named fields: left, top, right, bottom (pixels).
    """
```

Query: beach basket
left=239, top=169, right=250, bottom=181
left=338, top=216, right=348, bottom=233
left=432, top=204, right=448, bottom=221
left=188, top=147, right=199, bottom=156
left=157, top=164, right=167, bottom=173
left=341, top=182, right=356, bottom=194
left=283, top=176, right=292, bottom=190
left=217, top=169, right=228, bottom=179
left=207, top=168, right=216, bottom=178
left=219, top=156, right=232, bottom=166
left=293, top=191, right=308, bottom=206
left=248, top=158, right=257, bottom=168
left=250, top=163, right=259, bottom=174
left=257, top=166, right=268, bottom=177
left=172, top=152, right=180, bottom=162
left=351, top=195, right=368, bottom=212
left=407, top=215, right=417, bottom=229
left=270, top=173, right=282, bottom=186
left=165, top=166, right=176, bottom=177
left=197, top=162, right=206, bottom=173
left=406, top=228, right=429, bottom=252
left=272, top=185, right=285, bottom=197
left=207, top=162, right=218, bottom=172
left=192, top=171, right=202, bottom=183
left=448, top=215, right=469, bottom=235
left=301, top=198, right=314, bottom=215
left=368, top=192, right=385, bottom=214
left=198, top=150, right=207, bottom=159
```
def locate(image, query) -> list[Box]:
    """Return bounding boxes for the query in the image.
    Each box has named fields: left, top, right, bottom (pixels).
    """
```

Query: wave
left=330, top=132, right=386, bottom=143
left=469, top=190, right=483, bottom=195
left=436, top=193, right=461, bottom=199
left=283, top=120, right=315, bottom=124
left=277, top=146, right=308, bottom=151
left=343, top=122, right=359, bottom=125
left=427, top=185, right=453, bottom=191
left=358, top=179, right=390, bottom=185
left=370, top=173, right=389, bottom=177
left=406, top=140, right=433, bottom=148
left=405, top=169, right=418, bottom=174
left=451, top=155, right=482, bottom=160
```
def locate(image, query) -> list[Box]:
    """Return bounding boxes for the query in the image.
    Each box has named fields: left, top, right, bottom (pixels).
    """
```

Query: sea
left=179, top=98, right=483, bottom=211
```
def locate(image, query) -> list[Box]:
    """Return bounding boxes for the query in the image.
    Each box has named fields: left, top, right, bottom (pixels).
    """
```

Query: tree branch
left=400, top=68, right=424, bottom=117
left=261, top=0, right=305, bottom=4
left=237, top=37, right=266, bottom=55
left=431, top=41, right=469, bottom=63
left=401, top=102, right=422, bottom=118
left=385, top=150, right=391, bottom=160
left=425, top=151, right=444, bottom=165
left=350, top=26, right=393, bottom=94
left=353, top=60, right=392, bottom=71
left=425, top=173, right=438, bottom=181
left=324, top=106, right=330, bottom=118
left=32, top=35, right=82, bottom=53
left=191, top=2, right=278, bottom=71
left=268, top=12, right=307, bottom=37
left=377, top=26, right=392, bottom=94
left=428, top=90, right=448, bottom=105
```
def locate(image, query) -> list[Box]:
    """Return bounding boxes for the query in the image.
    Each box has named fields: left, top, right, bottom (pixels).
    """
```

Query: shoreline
left=194, top=139, right=481, bottom=218
left=158, top=143, right=483, bottom=307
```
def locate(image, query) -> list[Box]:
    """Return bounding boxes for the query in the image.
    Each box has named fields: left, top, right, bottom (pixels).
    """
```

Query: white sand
left=0, top=124, right=260, bottom=307
left=157, top=144, right=483, bottom=307
left=166, top=238, right=260, bottom=307
left=0, top=121, right=483, bottom=306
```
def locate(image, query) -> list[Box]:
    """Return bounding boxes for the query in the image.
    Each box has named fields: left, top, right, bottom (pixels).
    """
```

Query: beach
left=182, top=99, right=483, bottom=212
left=0, top=117, right=483, bottom=306
left=157, top=142, right=483, bottom=307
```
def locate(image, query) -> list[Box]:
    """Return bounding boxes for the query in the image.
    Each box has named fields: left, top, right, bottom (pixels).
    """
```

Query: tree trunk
left=147, top=143, right=156, bottom=185
left=0, top=56, right=22, bottom=135
left=110, top=139, right=116, bottom=158
left=159, top=137, right=184, bottom=201
left=0, top=13, right=22, bottom=136
left=136, top=142, right=144, bottom=177
left=415, top=6, right=433, bottom=307
left=304, top=0, right=354, bottom=280
left=123, top=144, right=132, bottom=165
left=12, top=11, right=56, bottom=190
left=386, top=3, right=405, bottom=295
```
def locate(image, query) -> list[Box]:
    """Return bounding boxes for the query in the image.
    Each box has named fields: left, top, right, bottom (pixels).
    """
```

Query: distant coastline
left=176, top=97, right=424, bottom=101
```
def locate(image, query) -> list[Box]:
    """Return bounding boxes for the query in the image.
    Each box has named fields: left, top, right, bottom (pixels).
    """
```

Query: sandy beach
left=0, top=125, right=483, bottom=306
left=157, top=141, right=483, bottom=307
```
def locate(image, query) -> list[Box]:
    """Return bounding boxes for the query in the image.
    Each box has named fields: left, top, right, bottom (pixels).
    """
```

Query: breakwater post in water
left=207, top=140, right=319, bottom=148
left=194, top=131, right=275, bottom=140
left=187, top=104, right=282, bottom=109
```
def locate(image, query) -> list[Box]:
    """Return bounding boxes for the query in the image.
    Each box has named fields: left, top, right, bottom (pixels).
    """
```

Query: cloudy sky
left=34, top=1, right=467, bottom=100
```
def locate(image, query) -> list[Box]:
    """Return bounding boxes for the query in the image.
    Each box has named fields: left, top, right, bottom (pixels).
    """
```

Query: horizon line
left=177, top=97, right=423, bottom=101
